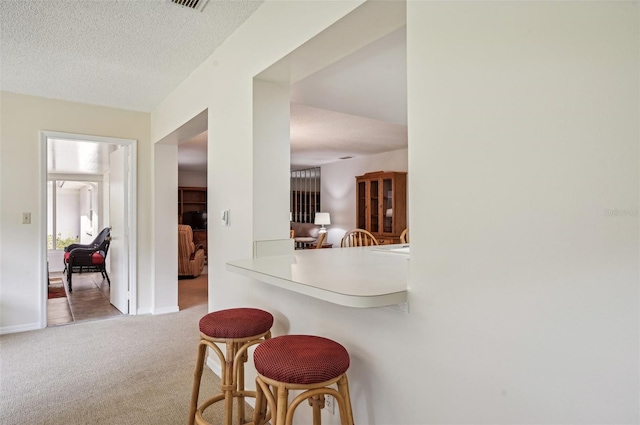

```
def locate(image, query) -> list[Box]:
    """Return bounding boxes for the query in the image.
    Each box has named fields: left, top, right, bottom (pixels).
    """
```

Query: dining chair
left=340, top=229, right=379, bottom=247
left=400, top=228, right=409, bottom=244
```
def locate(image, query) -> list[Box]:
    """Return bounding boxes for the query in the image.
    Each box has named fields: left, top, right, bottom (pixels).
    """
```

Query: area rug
left=48, top=278, right=67, bottom=299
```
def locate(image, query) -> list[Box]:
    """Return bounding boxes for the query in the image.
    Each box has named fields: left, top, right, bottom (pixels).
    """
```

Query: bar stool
left=189, top=308, right=274, bottom=425
left=252, top=335, right=355, bottom=425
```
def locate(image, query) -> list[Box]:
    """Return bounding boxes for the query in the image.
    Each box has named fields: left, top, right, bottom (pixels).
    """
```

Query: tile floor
left=47, top=271, right=122, bottom=326
left=47, top=269, right=208, bottom=326
left=47, top=296, right=74, bottom=326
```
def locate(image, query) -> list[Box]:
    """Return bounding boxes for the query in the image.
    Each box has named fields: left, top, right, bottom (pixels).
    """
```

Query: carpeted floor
left=0, top=301, right=230, bottom=424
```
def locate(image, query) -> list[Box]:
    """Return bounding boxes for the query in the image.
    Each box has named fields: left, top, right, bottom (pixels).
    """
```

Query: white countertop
left=226, top=245, right=409, bottom=308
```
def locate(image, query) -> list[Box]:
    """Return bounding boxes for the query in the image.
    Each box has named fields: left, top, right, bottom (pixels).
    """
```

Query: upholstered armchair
left=290, top=221, right=320, bottom=249
left=178, top=224, right=205, bottom=278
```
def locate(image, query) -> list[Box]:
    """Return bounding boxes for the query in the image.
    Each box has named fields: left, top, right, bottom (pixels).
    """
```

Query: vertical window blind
left=290, top=167, right=320, bottom=223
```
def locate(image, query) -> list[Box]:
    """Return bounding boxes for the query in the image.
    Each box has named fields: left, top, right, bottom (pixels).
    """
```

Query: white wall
left=253, top=79, right=291, bottom=241
left=151, top=1, right=639, bottom=423
left=153, top=144, right=179, bottom=314
left=0, top=92, right=151, bottom=332
left=178, top=170, right=207, bottom=187
left=408, top=1, right=639, bottom=422
left=321, top=148, right=408, bottom=246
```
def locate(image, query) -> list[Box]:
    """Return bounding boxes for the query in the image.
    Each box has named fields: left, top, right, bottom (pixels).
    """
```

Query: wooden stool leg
left=189, top=341, right=208, bottom=425
left=337, top=375, right=354, bottom=425
left=236, top=343, right=247, bottom=425
left=308, top=394, right=324, bottom=425
left=276, top=385, right=289, bottom=425
left=253, top=377, right=269, bottom=425
left=223, top=342, right=235, bottom=425
left=253, top=379, right=264, bottom=425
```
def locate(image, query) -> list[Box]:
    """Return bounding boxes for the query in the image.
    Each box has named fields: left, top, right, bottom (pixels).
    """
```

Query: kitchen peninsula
left=226, top=245, right=409, bottom=308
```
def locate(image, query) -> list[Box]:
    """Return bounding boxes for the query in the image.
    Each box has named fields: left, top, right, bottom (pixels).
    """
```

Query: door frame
left=40, top=131, right=138, bottom=328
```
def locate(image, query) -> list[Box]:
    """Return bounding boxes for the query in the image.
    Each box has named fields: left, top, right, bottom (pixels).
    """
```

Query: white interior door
left=109, top=147, right=129, bottom=314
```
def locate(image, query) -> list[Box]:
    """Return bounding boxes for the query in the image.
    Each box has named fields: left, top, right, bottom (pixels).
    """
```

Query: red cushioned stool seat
left=252, top=335, right=355, bottom=425
left=199, top=308, right=274, bottom=339
left=189, top=308, right=273, bottom=425
left=254, top=335, right=349, bottom=385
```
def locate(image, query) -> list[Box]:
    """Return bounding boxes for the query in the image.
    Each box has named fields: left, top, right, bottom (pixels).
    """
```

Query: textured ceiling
left=3, top=1, right=407, bottom=173
left=0, top=0, right=263, bottom=112
left=290, top=103, right=407, bottom=168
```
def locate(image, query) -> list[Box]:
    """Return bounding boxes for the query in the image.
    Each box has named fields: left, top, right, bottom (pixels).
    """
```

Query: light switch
left=221, top=209, right=230, bottom=226
left=22, top=212, right=31, bottom=224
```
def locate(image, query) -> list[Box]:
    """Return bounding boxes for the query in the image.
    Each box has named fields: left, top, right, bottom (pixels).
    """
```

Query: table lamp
left=314, top=212, right=331, bottom=233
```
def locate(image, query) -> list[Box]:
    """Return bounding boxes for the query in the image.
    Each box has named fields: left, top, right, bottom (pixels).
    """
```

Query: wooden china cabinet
left=355, top=171, right=407, bottom=245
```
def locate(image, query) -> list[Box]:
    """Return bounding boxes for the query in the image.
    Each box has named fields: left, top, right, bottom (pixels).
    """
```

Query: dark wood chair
left=63, top=226, right=111, bottom=272
left=64, top=231, right=111, bottom=292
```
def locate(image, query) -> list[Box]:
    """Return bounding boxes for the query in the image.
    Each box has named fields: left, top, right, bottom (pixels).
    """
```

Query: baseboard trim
left=136, top=308, right=152, bottom=315
left=152, top=306, right=179, bottom=315
left=0, top=322, right=43, bottom=335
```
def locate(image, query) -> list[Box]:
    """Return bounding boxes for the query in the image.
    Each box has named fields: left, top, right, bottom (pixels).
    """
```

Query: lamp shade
left=314, top=212, right=331, bottom=226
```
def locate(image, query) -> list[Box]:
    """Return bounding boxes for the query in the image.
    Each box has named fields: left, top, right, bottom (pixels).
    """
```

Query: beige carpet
left=0, top=302, right=228, bottom=424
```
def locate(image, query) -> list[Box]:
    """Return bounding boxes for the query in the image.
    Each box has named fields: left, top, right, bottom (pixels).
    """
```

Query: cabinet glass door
left=383, top=178, right=393, bottom=233
left=357, top=181, right=367, bottom=229
left=370, top=179, right=379, bottom=233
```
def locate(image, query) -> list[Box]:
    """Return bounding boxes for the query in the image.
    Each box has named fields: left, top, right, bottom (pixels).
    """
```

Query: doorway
left=154, top=109, right=208, bottom=313
left=177, top=132, right=209, bottom=310
left=41, top=131, right=137, bottom=327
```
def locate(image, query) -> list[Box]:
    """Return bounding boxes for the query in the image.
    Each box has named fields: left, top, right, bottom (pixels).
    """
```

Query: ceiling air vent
left=169, top=0, right=209, bottom=12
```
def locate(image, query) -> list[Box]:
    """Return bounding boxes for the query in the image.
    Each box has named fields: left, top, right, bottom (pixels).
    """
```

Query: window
left=47, top=180, right=98, bottom=250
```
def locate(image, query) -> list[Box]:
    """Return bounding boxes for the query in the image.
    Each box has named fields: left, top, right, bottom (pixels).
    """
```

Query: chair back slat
left=340, top=229, right=379, bottom=247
